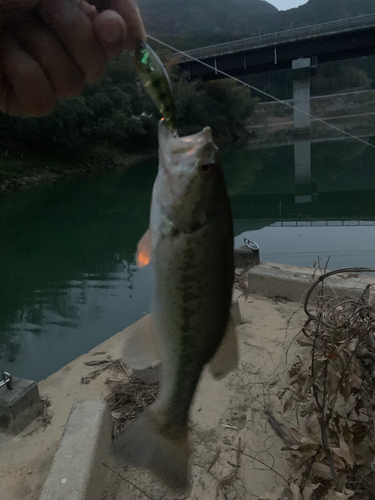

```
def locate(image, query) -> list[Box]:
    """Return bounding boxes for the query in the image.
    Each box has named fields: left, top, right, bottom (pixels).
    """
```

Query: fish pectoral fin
left=136, top=229, right=152, bottom=268
left=123, top=314, right=161, bottom=370
left=209, top=313, right=238, bottom=380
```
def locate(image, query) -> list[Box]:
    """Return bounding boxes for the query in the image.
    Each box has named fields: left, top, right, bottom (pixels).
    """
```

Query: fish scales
left=114, top=121, right=236, bottom=491
left=153, top=213, right=234, bottom=427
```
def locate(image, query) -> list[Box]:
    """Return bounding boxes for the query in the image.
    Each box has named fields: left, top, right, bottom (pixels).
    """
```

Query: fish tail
left=113, top=409, right=190, bottom=491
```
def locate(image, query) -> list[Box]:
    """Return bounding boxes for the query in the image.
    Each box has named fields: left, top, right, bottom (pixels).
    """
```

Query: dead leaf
left=351, top=422, right=370, bottom=445
left=332, top=453, right=346, bottom=470
left=306, top=413, right=320, bottom=437
left=290, top=428, right=305, bottom=441
left=342, top=423, right=352, bottom=445
left=327, top=360, right=341, bottom=407
left=289, top=451, right=315, bottom=473
left=84, top=359, right=111, bottom=366
left=334, top=438, right=354, bottom=467
left=324, top=487, right=354, bottom=500
left=300, top=436, right=320, bottom=446
left=350, top=374, right=362, bottom=391
left=302, top=483, right=320, bottom=500
left=283, top=396, right=293, bottom=414
left=328, top=351, right=339, bottom=360
left=290, top=482, right=302, bottom=500
left=347, top=339, right=358, bottom=352
left=342, top=394, right=357, bottom=414
left=259, top=487, right=285, bottom=500
left=311, top=462, right=333, bottom=479
left=297, top=337, right=315, bottom=347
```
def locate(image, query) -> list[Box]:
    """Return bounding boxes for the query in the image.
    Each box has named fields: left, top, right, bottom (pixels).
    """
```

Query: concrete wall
left=248, top=89, right=375, bottom=125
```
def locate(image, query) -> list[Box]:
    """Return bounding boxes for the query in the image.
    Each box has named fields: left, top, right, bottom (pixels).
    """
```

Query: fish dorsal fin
left=209, top=313, right=238, bottom=380
left=136, top=229, right=152, bottom=268
left=123, top=314, right=161, bottom=370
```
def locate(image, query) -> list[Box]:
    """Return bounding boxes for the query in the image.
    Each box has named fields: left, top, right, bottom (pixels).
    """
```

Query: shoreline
left=0, top=150, right=158, bottom=195
left=0, top=129, right=249, bottom=196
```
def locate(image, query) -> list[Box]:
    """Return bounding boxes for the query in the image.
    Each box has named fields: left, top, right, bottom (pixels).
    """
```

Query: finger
left=38, top=0, right=107, bottom=83
left=100, top=0, right=146, bottom=50
left=14, top=16, right=85, bottom=99
left=93, top=9, right=127, bottom=60
left=0, top=29, right=56, bottom=116
left=79, top=0, right=98, bottom=20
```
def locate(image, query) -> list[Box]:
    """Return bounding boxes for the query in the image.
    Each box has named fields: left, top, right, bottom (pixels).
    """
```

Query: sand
left=0, top=291, right=306, bottom=500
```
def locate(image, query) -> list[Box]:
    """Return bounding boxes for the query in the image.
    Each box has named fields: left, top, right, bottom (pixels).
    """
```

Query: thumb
left=92, top=0, right=145, bottom=49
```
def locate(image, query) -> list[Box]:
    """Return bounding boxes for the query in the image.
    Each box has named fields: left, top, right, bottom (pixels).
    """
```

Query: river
left=1, top=135, right=375, bottom=381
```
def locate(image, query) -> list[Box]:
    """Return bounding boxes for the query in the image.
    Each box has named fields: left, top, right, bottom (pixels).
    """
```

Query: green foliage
left=137, top=0, right=277, bottom=37
left=172, top=76, right=257, bottom=137
left=0, top=51, right=257, bottom=174
left=311, top=62, right=371, bottom=94
left=138, top=0, right=375, bottom=38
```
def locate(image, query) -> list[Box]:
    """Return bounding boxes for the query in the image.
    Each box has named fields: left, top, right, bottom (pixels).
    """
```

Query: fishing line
left=148, top=35, right=375, bottom=151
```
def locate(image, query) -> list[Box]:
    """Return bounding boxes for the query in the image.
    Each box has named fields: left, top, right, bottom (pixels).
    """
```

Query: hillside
left=138, top=0, right=277, bottom=36
left=138, top=0, right=375, bottom=38
left=272, top=0, right=375, bottom=32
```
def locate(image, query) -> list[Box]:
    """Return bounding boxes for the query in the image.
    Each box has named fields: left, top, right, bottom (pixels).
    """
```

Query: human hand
left=0, top=0, right=146, bottom=117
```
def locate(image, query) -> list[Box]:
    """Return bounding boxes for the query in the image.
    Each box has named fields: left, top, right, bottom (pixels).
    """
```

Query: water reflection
left=0, top=162, right=156, bottom=380
left=227, top=132, right=375, bottom=271
left=1, top=131, right=375, bottom=380
left=226, top=134, right=375, bottom=223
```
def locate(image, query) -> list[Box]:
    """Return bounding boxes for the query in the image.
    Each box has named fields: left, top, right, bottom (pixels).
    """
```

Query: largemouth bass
left=113, top=120, right=237, bottom=490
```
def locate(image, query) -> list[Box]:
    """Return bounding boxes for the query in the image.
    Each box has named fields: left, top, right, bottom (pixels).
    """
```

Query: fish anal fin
left=136, top=229, right=152, bottom=268
left=209, top=313, right=238, bottom=380
left=123, top=314, right=161, bottom=370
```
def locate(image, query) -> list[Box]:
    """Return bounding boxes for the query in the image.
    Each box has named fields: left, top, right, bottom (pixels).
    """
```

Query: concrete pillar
left=292, top=58, right=311, bottom=130
left=294, top=140, right=312, bottom=204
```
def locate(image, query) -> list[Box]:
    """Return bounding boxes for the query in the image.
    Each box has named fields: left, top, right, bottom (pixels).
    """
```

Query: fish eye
left=201, top=161, right=213, bottom=173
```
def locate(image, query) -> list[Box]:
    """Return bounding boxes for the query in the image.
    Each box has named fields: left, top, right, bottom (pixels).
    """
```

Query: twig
left=236, top=449, right=288, bottom=484
left=103, top=463, right=155, bottom=500
left=221, top=423, right=239, bottom=430
left=207, top=448, right=221, bottom=473
left=303, top=267, right=375, bottom=328
left=236, top=438, right=241, bottom=478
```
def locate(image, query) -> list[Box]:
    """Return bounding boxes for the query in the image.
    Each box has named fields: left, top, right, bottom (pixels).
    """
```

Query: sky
left=267, top=0, right=308, bottom=10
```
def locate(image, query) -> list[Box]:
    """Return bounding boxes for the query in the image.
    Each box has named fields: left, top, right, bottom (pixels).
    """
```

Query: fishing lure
left=134, top=40, right=176, bottom=131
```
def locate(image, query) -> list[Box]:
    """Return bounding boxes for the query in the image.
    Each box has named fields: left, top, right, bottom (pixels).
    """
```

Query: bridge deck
left=177, top=14, right=375, bottom=63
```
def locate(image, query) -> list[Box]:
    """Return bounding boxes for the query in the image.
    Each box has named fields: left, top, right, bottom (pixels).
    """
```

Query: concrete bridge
left=176, top=14, right=375, bottom=130
left=178, top=14, right=375, bottom=80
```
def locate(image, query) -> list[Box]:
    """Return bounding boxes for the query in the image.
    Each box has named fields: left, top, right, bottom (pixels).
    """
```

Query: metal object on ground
left=0, top=372, right=13, bottom=390
left=234, top=238, right=260, bottom=269
left=0, top=377, right=43, bottom=434
left=244, top=238, right=259, bottom=251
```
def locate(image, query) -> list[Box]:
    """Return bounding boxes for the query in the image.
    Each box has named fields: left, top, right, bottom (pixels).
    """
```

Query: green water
left=1, top=136, right=375, bottom=381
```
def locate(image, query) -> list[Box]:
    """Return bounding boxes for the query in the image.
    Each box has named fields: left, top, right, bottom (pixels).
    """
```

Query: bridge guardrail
left=176, top=13, right=375, bottom=62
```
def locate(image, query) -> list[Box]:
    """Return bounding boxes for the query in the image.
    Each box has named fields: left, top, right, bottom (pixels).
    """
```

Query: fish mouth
left=158, top=120, right=217, bottom=200
left=158, top=120, right=214, bottom=162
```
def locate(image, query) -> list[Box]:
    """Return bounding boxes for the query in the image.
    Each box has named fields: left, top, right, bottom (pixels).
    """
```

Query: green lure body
left=134, top=40, right=176, bottom=131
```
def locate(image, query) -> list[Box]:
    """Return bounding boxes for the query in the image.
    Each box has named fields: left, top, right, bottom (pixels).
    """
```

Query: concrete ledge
left=39, top=400, right=112, bottom=500
left=248, top=262, right=374, bottom=303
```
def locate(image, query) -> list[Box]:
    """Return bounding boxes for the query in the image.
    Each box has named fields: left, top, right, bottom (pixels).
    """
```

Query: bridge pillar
left=294, top=139, right=315, bottom=204
left=292, top=58, right=311, bottom=130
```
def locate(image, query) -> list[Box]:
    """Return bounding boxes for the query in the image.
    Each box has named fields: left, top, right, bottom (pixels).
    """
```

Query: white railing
left=177, top=13, right=375, bottom=62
